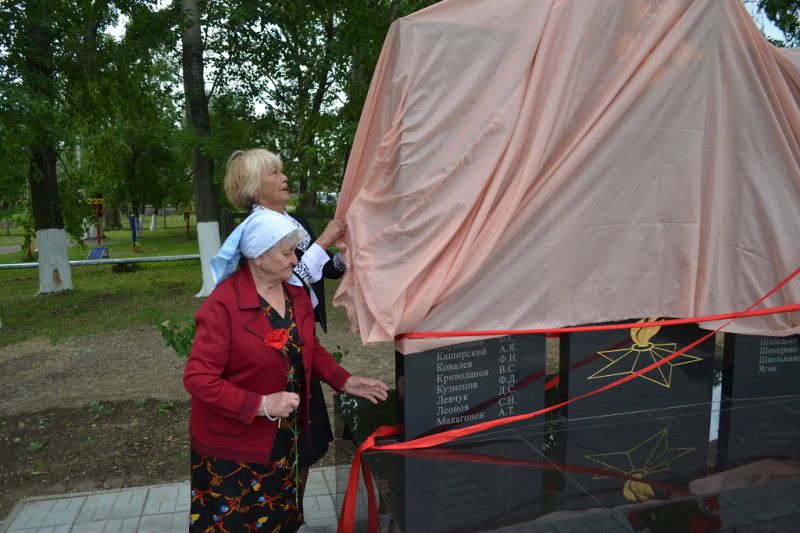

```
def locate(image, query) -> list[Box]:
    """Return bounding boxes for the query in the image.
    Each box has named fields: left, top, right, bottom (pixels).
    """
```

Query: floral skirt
left=189, top=429, right=302, bottom=532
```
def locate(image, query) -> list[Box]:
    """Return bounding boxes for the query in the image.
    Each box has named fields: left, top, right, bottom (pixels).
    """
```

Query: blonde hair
left=224, top=149, right=284, bottom=210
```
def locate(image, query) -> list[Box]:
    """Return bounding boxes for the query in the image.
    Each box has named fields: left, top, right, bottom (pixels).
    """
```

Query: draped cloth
left=332, top=0, right=800, bottom=353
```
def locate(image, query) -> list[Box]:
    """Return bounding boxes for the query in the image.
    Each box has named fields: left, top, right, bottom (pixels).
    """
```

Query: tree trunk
left=25, top=0, right=72, bottom=293
left=181, top=0, right=220, bottom=297
left=103, top=203, right=122, bottom=229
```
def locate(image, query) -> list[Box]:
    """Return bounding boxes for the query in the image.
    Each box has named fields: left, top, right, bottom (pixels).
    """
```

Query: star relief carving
left=587, top=317, right=703, bottom=388
left=585, top=428, right=696, bottom=502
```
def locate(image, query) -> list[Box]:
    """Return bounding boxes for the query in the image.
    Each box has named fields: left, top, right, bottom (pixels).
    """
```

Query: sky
left=107, top=1, right=790, bottom=44
left=744, top=1, right=787, bottom=41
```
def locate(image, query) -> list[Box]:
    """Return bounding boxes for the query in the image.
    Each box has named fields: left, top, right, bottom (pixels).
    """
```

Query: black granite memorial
left=334, top=327, right=800, bottom=531
left=338, top=392, right=800, bottom=531
left=718, top=334, right=800, bottom=468
left=335, top=390, right=547, bottom=532
left=558, top=319, right=716, bottom=418
left=721, top=333, right=800, bottom=399
left=396, top=334, right=546, bottom=441
left=366, top=438, right=545, bottom=532
left=719, top=398, right=800, bottom=468
left=561, top=410, right=711, bottom=510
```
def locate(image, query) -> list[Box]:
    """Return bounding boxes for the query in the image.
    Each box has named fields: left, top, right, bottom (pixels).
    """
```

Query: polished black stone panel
left=560, top=412, right=711, bottom=511
left=340, top=396, right=800, bottom=532
left=718, top=398, right=800, bottom=469
left=370, top=438, right=544, bottom=533
left=397, top=334, right=546, bottom=441
left=559, top=321, right=716, bottom=418
left=722, top=333, right=800, bottom=399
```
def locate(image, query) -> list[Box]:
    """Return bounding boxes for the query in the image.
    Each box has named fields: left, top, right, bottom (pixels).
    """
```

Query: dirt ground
left=0, top=326, right=394, bottom=522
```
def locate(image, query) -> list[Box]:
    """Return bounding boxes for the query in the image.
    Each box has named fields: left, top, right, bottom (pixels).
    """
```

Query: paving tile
left=304, top=495, right=320, bottom=512
left=307, top=469, right=325, bottom=484
left=107, top=488, right=147, bottom=520
left=76, top=492, right=118, bottom=523
left=41, top=497, right=85, bottom=527
left=31, top=526, right=72, bottom=533
left=118, top=517, right=142, bottom=533
left=70, top=521, right=108, bottom=533
left=7, top=500, right=56, bottom=530
left=137, top=512, right=177, bottom=532
left=73, top=516, right=139, bottom=533
left=304, top=474, right=330, bottom=497
left=143, top=484, right=181, bottom=515
left=175, top=484, right=191, bottom=512
left=305, top=495, right=337, bottom=527
left=317, top=495, right=335, bottom=513
left=305, top=510, right=338, bottom=529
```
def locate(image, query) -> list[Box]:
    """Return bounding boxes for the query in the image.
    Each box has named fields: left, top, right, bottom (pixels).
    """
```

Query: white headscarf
left=210, top=209, right=296, bottom=285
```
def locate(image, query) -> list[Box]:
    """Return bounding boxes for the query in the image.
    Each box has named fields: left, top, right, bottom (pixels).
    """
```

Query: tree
left=80, top=46, right=189, bottom=224
left=203, top=0, right=437, bottom=215
left=16, top=0, right=73, bottom=292
left=752, top=0, right=800, bottom=45
left=180, top=0, right=220, bottom=296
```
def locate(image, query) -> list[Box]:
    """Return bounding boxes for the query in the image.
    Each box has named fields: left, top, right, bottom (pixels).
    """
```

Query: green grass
left=0, top=261, right=202, bottom=347
left=0, top=214, right=342, bottom=349
left=0, top=221, right=25, bottom=249
left=0, top=220, right=203, bottom=347
left=0, top=214, right=199, bottom=264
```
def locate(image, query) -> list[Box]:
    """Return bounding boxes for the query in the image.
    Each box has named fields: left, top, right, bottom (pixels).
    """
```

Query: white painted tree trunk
left=150, top=214, right=157, bottom=231
left=36, top=228, right=73, bottom=293
left=195, top=221, right=221, bottom=297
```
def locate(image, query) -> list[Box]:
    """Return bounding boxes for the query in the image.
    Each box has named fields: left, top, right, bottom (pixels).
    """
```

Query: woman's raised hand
left=316, top=219, right=346, bottom=249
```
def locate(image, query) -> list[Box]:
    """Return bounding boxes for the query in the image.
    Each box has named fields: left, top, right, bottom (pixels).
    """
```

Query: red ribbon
left=338, top=266, right=800, bottom=532
left=377, top=446, right=692, bottom=496
left=398, top=303, right=800, bottom=340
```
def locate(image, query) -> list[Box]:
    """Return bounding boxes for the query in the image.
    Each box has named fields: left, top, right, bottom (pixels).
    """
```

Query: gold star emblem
left=585, top=428, right=696, bottom=502
left=587, top=317, right=702, bottom=388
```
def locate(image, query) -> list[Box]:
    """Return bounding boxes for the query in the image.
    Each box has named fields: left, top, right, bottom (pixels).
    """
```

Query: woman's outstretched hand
left=342, top=376, right=389, bottom=404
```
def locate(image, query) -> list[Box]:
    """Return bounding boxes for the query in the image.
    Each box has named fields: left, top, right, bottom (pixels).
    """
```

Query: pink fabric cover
left=333, top=0, right=800, bottom=352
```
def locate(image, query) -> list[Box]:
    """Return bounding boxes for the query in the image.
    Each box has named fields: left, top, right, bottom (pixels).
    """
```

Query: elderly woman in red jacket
left=184, top=209, right=387, bottom=532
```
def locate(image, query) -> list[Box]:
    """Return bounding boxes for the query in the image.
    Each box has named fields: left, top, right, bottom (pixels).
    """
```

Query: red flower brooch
left=265, top=329, right=289, bottom=351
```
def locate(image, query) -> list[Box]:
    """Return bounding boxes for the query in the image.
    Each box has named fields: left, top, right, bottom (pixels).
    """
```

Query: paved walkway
left=1, top=465, right=370, bottom=533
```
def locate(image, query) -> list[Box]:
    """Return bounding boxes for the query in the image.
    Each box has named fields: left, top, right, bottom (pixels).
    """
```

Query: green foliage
left=28, top=441, right=44, bottom=453
left=158, top=319, right=196, bottom=359
left=12, top=210, right=35, bottom=259
left=1, top=0, right=443, bottom=233
left=202, top=0, right=439, bottom=213
left=157, top=401, right=175, bottom=414
left=758, top=0, right=800, bottom=46
left=87, top=400, right=104, bottom=413
left=331, top=344, right=349, bottom=364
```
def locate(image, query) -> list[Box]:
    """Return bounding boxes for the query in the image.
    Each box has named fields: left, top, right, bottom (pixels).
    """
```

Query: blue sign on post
left=129, top=214, right=137, bottom=248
